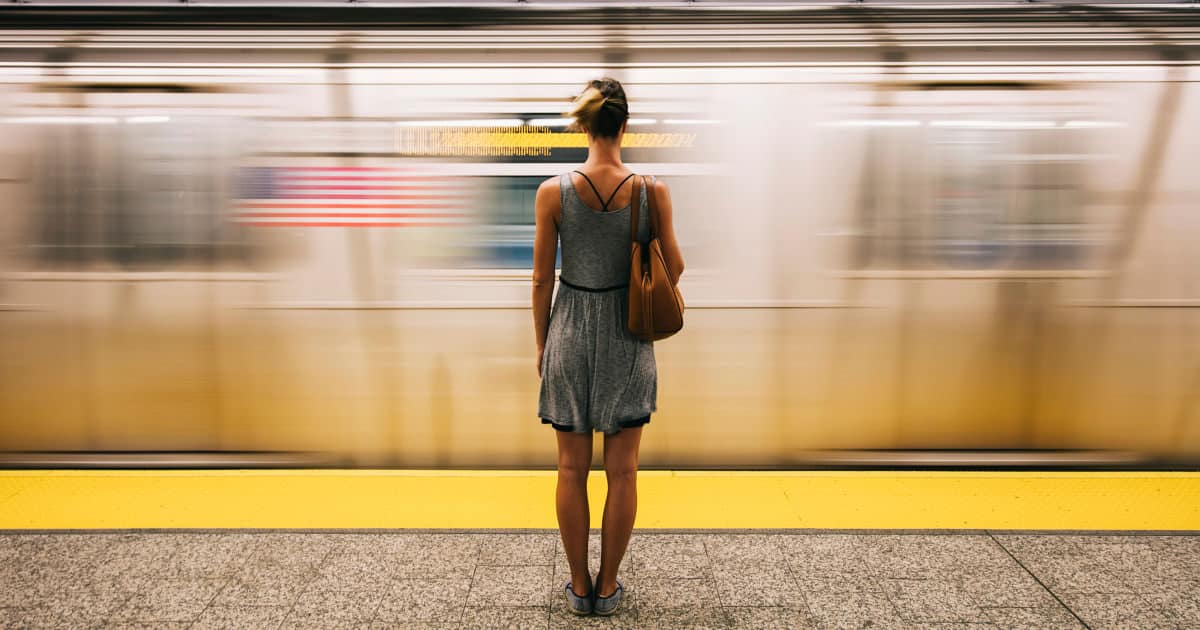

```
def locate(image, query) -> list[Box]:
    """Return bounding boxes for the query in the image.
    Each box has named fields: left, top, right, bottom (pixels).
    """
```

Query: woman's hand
left=537, top=345, right=545, bottom=378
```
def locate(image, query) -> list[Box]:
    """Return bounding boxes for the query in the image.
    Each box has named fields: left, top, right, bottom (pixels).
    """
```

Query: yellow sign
left=395, top=126, right=696, bottom=157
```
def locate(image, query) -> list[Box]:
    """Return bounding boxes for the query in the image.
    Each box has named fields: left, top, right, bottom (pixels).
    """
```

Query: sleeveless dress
left=539, top=172, right=657, bottom=435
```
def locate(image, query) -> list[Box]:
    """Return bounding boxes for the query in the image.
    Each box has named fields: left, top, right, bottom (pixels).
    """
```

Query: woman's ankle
left=594, top=574, right=619, bottom=597
left=570, top=574, right=592, bottom=597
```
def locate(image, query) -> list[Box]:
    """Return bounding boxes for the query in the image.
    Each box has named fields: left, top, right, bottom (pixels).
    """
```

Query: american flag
left=232, top=166, right=470, bottom=228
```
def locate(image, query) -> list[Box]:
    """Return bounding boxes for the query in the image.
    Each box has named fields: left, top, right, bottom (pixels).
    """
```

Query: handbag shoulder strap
left=643, top=175, right=658, bottom=240
left=629, top=173, right=640, bottom=243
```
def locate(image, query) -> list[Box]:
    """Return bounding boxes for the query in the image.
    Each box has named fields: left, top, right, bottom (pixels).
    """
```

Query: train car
left=0, top=2, right=1198, bottom=467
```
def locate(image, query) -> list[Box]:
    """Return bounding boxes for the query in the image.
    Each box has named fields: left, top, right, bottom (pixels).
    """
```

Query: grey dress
left=539, top=172, right=657, bottom=435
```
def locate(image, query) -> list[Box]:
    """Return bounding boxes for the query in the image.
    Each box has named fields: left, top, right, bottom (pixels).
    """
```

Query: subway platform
left=3, top=530, right=1200, bottom=629
left=2, top=470, right=1198, bottom=629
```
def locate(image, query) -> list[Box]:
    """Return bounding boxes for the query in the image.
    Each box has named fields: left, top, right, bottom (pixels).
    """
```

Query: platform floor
left=1, top=530, right=1198, bottom=629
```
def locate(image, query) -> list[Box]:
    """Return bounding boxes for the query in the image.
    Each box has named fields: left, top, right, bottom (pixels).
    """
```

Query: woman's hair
left=565, top=77, right=629, bottom=139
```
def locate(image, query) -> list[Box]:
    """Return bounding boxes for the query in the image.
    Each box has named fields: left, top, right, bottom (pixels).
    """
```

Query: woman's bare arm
left=651, top=177, right=685, bottom=282
left=531, top=177, right=560, bottom=375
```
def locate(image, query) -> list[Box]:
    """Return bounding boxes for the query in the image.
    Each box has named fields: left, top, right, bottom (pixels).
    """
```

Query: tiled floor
left=0, top=530, right=1198, bottom=629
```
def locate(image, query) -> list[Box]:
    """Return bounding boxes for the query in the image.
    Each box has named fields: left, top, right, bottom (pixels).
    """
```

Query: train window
left=29, top=118, right=255, bottom=268
left=467, top=176, right=557, bottom=269
left=850, top=120, right=1093, bottom=271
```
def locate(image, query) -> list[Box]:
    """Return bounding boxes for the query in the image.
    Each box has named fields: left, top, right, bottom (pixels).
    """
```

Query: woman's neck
left=583, top=137, right=624, bottom=169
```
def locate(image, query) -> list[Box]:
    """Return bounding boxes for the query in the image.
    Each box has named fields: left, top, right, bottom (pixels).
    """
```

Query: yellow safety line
left=1, top=470, right=1198, bottom=530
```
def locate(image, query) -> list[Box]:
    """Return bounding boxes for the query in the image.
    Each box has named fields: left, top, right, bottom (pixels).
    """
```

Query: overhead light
left=394, top=119, right=523, bottom=127
left=526, top=118, right=573, bottom=127
left=627, top=118, right=657, bottom=125
left=662, top=119, right=722, bottom=125
left=1063, top=120, right=1124, bottom=128
left=1, top=116, right=119, bottom=124
left=125, top=115, right=170, bottom=124
left=817, top=119, right=921, bottom=127
left=930, top=120, right=1055, bottom=129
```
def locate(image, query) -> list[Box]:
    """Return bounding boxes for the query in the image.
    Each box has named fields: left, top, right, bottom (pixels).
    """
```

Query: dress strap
left=572, top=170, right=635, bottom=212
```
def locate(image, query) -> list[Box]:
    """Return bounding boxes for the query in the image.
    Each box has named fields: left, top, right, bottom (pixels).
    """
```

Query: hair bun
left=565, top=78, right=628, bottom=138
left=603, top=96, right=627, bottom=112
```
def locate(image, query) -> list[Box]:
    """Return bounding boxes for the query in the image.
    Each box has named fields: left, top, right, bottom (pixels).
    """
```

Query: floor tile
left=161, top=534, right=264, bottom=579
left=1020, top=557, right=1133, bottom=594
left=109, top=578, right=224, bottom=622
left=364, top=621, right=459, bottom=630
left=374, top=577, right=469, bottom=623
left=310, top=552, right=394, bottom=591
left=804, top=588, right=908, bottom=630
left=993, top=535, right=1083, bottom=560
left=331, top=533, right=454, bottom=555
left=43, top=586, right=131, bottom=621
left=212, top=573, right=312, bottom=607
left=103, top=622, right=194, bottom=630
left=861, top=535, right=963, bottom=579
left=1057, top=592, right=1178, bottom=630
left=635, top=606, right=730, bottom=630
left=479, top=534, right=557, bottom=566
left=1146, top=536, right=1200, bottom=559
left=700, top=534, right=785, bottom=565
left=953, top=566, right=1059, bottom=608
left=981, top=605, right=1086, bottom=629
left=710, top=560, right=806, bottom=607
left=724, top=605, right=817, bottom=630
left=189, top=604, right=289, bottom=630
left=794, top=572, right=883, bottom=594
left=880, top=577, right=985, bottom=623
left=779, top=534, right=871, bottom=569
left=635, top=576, right=717, bottom=611
left=631, top=535, right=710, bottom=579
left=468, top=565, right=553, bottom=607
left=285, top=588, right=383, bottom=626
left=1139, top=581, right=1200, bottom=627
left=0, top=604, right=107, bottom=630
left=391, top=536, right=481, bottom=578
left=460, top=605, right=550, bottom=629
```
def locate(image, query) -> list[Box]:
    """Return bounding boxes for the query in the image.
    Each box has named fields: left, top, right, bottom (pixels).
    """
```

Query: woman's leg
left=596, top=425, right=643, bottom=598
left=555, top=429, right=594, bottom=597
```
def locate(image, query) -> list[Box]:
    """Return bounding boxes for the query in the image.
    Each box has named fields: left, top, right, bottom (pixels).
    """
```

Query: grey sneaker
left=563, top=580, right=593, bottom=616
left=592, top=578, right=624, bottom=616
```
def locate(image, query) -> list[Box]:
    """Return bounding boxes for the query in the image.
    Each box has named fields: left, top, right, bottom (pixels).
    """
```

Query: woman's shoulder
left=534, top=175, right=564, bottom=223
left=537, top=174, right=567, bottom=196
left=645, top=175, right=670, bottom=206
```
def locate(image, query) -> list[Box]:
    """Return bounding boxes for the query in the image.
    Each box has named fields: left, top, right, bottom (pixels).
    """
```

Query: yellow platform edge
left=2, top=470, right=1198, bottom=530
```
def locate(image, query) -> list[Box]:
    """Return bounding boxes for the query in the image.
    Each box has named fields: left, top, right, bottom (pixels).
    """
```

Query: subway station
left=1, top=1, right=1199, bottom=628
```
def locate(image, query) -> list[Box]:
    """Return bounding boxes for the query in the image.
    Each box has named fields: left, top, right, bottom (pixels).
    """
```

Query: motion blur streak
left=0, top=3, right=1198, bottom=468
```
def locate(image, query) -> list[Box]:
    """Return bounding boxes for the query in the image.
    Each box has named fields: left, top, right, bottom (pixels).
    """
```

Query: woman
left=531, top=77, right=685, bottom=617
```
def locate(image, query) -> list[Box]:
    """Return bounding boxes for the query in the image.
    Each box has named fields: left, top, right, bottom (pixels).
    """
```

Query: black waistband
left=560, top=277, right=629, bottom=292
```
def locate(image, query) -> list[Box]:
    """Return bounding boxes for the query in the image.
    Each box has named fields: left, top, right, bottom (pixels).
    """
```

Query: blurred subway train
left=1, top=1, right=1199, bottom=468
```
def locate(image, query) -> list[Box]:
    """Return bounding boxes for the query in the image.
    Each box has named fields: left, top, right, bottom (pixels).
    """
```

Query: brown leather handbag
left=628, top=175, right=684, bottom=342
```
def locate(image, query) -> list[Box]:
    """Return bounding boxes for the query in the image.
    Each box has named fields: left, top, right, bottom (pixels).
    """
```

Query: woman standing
left=531, top=77, right=685, bottom=616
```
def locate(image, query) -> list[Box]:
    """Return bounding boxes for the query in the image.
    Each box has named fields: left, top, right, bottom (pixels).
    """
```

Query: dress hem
left=541, top=414, right=651, bottom=435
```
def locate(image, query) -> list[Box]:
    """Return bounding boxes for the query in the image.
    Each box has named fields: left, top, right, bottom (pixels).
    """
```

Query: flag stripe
left=235, top=166, right=468, bottom=228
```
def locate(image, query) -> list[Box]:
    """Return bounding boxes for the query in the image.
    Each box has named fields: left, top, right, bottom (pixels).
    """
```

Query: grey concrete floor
left=1, top=530, right=1198, bottom=629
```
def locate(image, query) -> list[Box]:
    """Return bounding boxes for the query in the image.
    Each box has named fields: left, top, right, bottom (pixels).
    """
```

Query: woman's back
left=558, top=171, right=652, bottom=290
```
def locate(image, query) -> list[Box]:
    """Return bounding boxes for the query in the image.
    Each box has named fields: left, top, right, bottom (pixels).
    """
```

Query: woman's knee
left=604, top=466, right=638, bottom=485
left=557, top=459, right=591, bottom=485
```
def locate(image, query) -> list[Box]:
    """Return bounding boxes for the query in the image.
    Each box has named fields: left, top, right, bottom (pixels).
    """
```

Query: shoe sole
left=593, top=590, right=623, bottom=616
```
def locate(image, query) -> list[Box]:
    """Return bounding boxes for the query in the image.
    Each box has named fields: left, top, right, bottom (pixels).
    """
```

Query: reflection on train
left=0, top=4, right=1198, bottom=467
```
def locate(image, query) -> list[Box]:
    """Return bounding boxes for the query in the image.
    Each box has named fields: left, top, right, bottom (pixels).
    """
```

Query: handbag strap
left=630, top=175, right=658, bottom=243
left=629, top=174, right=640, bottom=243
left=644, top=175, right=658, bottom=239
